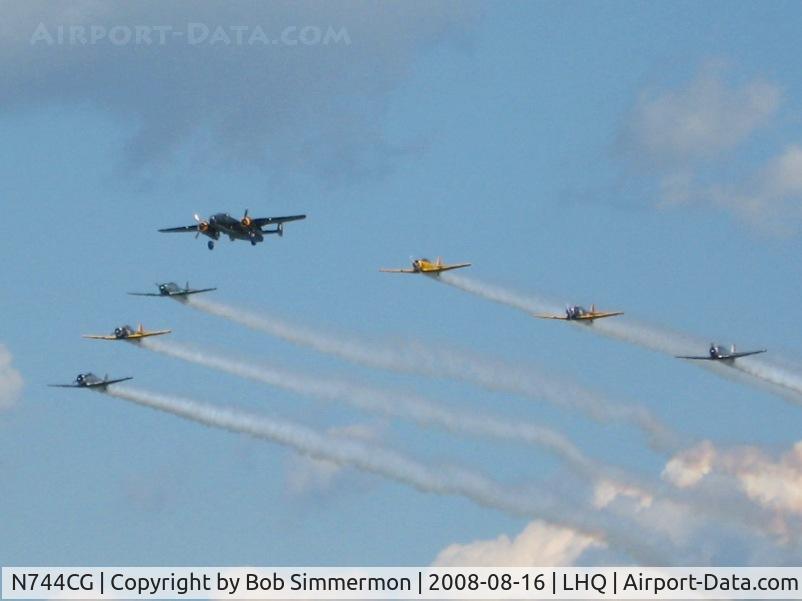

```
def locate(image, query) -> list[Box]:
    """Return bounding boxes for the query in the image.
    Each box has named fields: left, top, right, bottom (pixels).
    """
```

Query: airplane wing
left=675, top=350, right=767, bottom=360
left=379, top=268, right=417, bottom=273
left=127, top=292, right=163, bottom=297
left=172, top=287, right=217, bottom=296
left=81, top=334, right=118, bottom=340
left=725, top=349, right=768, bottom=359
left=251, top=215, right=307, bottom=228
left=532, top=314, right=569, bottom=320
left=429, top=263, right=472, bottom=272
left=93, top=376, right=133, bottom=386
left=48, top=383, right=83, bottom=388
left=127, top=329, right=172, bottom=339
left=578, top=311, right=624, bottom=320
left=158, top=225, right=200, bottom=233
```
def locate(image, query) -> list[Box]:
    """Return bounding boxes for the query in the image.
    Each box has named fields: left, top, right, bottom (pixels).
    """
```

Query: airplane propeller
left=193, top=213, right=210, bottom=237
left=241, top=209, right=252, bottom=227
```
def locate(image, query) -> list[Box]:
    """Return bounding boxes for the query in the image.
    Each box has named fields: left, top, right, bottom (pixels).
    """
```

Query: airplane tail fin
left=591, top=303, right=596, bottom=313
left=137, top=323, right=144, bottom=334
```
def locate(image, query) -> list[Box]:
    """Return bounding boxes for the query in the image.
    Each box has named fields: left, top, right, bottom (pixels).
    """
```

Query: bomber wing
left=158, top=225, right=200, bottom=233
left=249, top=215, right=307, bottom=229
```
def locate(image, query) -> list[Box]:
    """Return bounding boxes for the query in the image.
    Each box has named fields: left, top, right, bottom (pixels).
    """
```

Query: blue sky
left=2, top=1, right=802, bottom=567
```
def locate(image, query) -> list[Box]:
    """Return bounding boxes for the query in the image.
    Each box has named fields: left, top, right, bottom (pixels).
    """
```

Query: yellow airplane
left=380, top=257, right=471, bottom=275
left=82, top=323, right=172, bottom=341
left=534, top=304, right=623, bottom=322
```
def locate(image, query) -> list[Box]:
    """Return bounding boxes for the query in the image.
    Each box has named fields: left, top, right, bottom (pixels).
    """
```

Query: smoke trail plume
left=185, top=296, right=678, bottom=451
left=141, top=338, right=600, bottom=476
left=143, top=339, right=775, bottom=543
left=438, top=272, right=699, bottom=357
left=438, top=273, right=802, bottom=404
left=103, top=384, right=668, bottom=563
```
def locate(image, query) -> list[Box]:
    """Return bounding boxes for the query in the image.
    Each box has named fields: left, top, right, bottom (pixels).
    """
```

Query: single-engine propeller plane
left=534, top=304, right=624, bottom=323
left=380, top=257, right=471, bottom=275
left=128, top=282, right=216, bottom=299
left=676, top=344, right=767, bottom=362
left=159, top=210, right=306, bottom=250
left=48, top=372, right=132, bottom=389
left=82, top=324, right=171, bottom=341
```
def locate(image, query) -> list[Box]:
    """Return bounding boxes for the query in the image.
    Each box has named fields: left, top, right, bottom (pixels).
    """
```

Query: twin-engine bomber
left=159, top=210, right=306, bottom=250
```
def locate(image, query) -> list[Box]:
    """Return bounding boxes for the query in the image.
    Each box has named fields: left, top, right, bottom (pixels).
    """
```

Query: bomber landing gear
left=207, top=240, right=215, bottom=250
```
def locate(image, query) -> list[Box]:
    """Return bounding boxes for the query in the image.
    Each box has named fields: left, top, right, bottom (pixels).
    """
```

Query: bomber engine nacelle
left=193, top=213, right=211, bottom=233
left=241, top=209, right=252, bottom=227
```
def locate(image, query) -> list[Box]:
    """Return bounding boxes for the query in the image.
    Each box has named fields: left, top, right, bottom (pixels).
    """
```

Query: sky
left=2, top=0, right=802, bottom=569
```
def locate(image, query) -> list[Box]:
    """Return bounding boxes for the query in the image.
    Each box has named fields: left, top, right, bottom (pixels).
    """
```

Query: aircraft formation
left=53, top=237, right=768, bottom=389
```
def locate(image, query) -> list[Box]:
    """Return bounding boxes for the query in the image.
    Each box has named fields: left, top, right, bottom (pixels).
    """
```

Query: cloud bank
left=623, top=66, right=780, bottom=165
left=433, top=520, right=601, bottom=566
left=0, top=0, right=475, bottom=181
left=621, top=63, right=802, bottom=234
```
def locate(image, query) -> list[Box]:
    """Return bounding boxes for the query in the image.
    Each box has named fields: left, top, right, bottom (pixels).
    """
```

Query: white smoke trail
left=435, top=272, right=562, bottom=316
left=439, top=272, right=699, bottom=357
left=729, top=356, right=802, bottom=401
left=439, top=273, right=802, bottom=403
left=142, top=338, right=776, bottom=541
left=186, top=296, right=678, bottom=451
left=104, top=384, right=667, bottom=563
left=141, top=338, right=598, bottom=476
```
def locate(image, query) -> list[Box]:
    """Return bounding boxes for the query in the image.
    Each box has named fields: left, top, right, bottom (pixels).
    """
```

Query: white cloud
left=432, top=520, right=601, bottom=567
left=664, top=440, right=802, bottom=531
left=662, top=440, right=716, bottom=488
left=619, top=63, right=802, bottom=235
left=713, top=144, right=802, bottom=234
left=0, top=1, right=476, bottom=182
left=592, top=479, right=653, bottom=510
left=624, top=65, right=780, bottom=165
left=0, top=344, right=23, bottom=410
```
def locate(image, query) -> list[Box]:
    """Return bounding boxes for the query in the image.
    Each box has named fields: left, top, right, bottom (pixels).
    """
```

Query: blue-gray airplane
left=128, top=281, right=216, bottom=299
left=676, top=344, right=767, bottom=362
left=159, top=210, right=306, bottom=250
left=48, top=372, right=132, bottom=389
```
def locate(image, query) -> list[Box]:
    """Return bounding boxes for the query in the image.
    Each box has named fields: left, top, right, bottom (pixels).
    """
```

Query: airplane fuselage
left=206, top=213, right=264, bottom=243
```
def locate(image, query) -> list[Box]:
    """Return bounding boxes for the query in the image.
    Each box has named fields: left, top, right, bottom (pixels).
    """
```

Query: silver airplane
left=159, top=209, right=306, bottom=250
left=128, top=281, right=216, bottom=299
left=48, top=372, right=132, bottom=389
left=676, top=343, right=767, bottom=362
